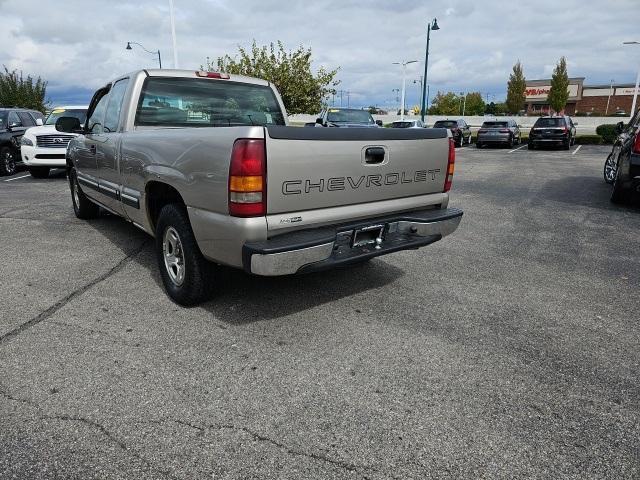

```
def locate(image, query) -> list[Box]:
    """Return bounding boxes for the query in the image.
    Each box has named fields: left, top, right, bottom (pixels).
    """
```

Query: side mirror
left=55, top=116, right=82, bottom=133
left=375, top=119, right=383, bottom=126
left=315, top=117, right=324, bottom=126
left=573, top=121, right=578, bottom=126
left=616, top=121, right=624, bottom=134
left=35, top=118, right=44, bottom=126
left=7, top=122, right=20, bottom=131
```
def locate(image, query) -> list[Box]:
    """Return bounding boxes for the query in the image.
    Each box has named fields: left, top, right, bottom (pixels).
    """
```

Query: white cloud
left=0, top=0, right=638, bottom=109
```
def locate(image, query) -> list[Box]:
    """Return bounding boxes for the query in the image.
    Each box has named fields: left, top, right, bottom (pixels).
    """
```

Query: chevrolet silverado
left=58, top=69, right=462, bottom=305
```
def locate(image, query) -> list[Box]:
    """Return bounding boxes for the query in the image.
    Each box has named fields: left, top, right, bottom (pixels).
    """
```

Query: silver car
left=476, top=119, right=521, bottom=148
left=390, top=120, right=425, bottom=128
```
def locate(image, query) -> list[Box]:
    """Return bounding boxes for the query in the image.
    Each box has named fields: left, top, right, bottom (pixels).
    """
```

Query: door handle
left=364, top=147, right=386, bottom=164
left=89, top=144, right=96, bottom=155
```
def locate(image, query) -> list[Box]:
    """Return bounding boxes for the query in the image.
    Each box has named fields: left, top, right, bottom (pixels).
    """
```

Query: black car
left=528, top=115, right=576, bottom=150
left=0, top=107, right=45, bottom=176
left=607, top=109, right=640, bottom=204
left=432, top=119, right=471, bottom=147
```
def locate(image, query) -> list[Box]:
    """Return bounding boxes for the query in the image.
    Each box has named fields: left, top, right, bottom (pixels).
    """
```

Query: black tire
left=69, top=168, right=99, bottom=219
left=508, top=135, right=514, bottom=148
left=29, top=167, right=50, bottom=178
left=0, top=146, right=17, bottom=176
left=476, top=142, right=483, bottom=148
left=563, top=139, right=571, bottom=150
left=610, top=159, right=630, bottom=204
left=155, top=203, right=215, bottom=306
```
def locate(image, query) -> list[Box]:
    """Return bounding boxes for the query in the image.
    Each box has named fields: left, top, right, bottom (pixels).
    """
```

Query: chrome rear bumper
left=244, top=208, right=463, bottom=276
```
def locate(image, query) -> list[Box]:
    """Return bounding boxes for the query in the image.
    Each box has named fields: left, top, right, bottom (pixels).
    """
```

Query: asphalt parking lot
left=1, top=145, right=639, bottom=479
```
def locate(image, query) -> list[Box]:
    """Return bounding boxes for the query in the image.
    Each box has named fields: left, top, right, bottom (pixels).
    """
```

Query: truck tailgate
left=264, top=126, right=450, bottom=214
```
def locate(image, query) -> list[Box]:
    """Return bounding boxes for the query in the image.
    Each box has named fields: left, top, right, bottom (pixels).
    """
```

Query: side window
left=8, top=111, right=22, bottom=127
left=103, top=78, right=129, bottom=133
left=17, top=112, right=35, bottom=127
left=87, top=90, right=111, bottom=134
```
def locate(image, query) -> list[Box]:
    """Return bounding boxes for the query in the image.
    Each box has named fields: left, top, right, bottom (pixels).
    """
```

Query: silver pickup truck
left=58, top=69, right=462, bottom=305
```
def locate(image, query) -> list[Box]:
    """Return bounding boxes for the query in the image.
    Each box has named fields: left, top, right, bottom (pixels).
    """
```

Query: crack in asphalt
left=0, top=390, right=38, bottom=408
left=44, top=414, right=179, bottom=480
left=0, top=240, right=149, bottom=346
left=165, top=418, right=381, bottom=478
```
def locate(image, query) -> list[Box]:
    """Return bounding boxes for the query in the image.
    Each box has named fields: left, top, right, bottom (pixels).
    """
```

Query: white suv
left=20, top=106, right=88, bottom=178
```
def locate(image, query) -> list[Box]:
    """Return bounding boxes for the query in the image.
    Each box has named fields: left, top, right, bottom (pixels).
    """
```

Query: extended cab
left=60, top=69, right=462, bottom=305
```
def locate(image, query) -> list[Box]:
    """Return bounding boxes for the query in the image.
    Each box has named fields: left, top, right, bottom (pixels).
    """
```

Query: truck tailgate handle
left=364, top=147, right=385, bottom=164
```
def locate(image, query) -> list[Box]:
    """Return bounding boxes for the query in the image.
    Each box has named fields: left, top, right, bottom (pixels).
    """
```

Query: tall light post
left=605, top=79, right=614, bottom=116
left=126, top=41, right=162, bottom=68
left=393, top=60, right=417, bottom=120
left=623, top=41, right=640, bottom=121
left=421, top=18, right=440, bottom=122
left=168, top=0, right=179, bottom=68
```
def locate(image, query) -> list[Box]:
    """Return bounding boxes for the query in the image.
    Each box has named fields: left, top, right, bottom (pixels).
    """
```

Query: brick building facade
left=524, top=78, right=638, bottom=115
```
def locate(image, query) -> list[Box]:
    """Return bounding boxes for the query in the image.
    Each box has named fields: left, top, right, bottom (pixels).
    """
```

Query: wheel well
left=146, top=181, right=186, bottom=232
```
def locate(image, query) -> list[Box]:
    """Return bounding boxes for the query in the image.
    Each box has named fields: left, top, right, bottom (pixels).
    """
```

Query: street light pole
left=126, top=41, right=162, bottom=68
left=393, top=60, right=417, bottom=120
left=605, top=79, right=614, bottom=116
left=168, top=0, right=179, bottom=68
left=623, top=41, right=640, bottom=120
left=421, top=18, right=440, bottom=122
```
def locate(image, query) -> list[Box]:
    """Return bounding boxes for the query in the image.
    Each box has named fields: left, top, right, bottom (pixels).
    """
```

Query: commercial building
left=524, top=77, right=639, bottom=115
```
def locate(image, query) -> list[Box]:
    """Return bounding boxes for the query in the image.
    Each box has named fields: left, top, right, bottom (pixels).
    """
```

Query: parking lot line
left=508, top=144, right=527, bottom=154
left=3, top=174, right=31, bottom=182
left=572, top=145, right=582, bottom=155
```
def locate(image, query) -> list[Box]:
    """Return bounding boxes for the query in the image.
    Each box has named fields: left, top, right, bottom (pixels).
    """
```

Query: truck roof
left=142, top=69, right=271, bottom=87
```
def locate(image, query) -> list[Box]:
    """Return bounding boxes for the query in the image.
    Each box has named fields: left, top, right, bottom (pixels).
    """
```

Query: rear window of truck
left=433, top=121, right=457, bottom=128
left=135, top=77, right=286, bottom=127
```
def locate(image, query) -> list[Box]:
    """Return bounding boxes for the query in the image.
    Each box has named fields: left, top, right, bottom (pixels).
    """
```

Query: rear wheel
left=0, top=146, right=17, bottom=176
left=69, top=168, right=99, bottom=219
left=603, top=153, right=617, bottom=184
left=610, top=158, right=631, bottom=204
left=29, top=167, right=50, bottom=178
left=563, top=139, right=571, bottom=150
left=508, top=135, right=515, bottom=148
left=476, top=142, right=483, bottom=148
left=155, top=203, right=215, bottom=306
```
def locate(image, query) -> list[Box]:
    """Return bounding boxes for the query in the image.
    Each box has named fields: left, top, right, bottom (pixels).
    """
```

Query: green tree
left=463, top=92, right=485, bottom=115
left=0, top=66, right=48, bottom=112
left=204, top=41, right=339, bottom=115
left=547, top=56, right=570, bottom=114
left=506, top=60, right=526, bottom=114
left=428, top=91, right=460, bottom=115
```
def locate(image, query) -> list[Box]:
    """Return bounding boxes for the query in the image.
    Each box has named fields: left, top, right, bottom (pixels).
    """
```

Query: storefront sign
left=525, top=84, right=579, bottom=100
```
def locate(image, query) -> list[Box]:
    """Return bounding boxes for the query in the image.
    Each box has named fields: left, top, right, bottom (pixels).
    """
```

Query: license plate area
left=352, top=224, right=384, bottom=248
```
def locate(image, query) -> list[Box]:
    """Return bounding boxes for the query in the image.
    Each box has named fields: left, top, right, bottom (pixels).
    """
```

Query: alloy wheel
left=163, top=226, right=186, bottom=286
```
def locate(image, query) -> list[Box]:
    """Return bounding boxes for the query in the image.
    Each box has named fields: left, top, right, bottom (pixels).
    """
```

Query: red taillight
left=499, top=129, right=509, bottom=133
left=444, top=137, right=455, bottom=192
left=633, top=131, right=640, bottom=154
left=563, top=126, right=568, bottom=134
left=229, top=139, right=266, bottom=217
left=478, top=129, right=487, bottom=133
left=195, top=70, right=230, bottom=79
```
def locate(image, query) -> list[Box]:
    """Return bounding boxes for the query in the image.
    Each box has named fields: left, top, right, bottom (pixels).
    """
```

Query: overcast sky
left=1, top=0, right=639, bottom=111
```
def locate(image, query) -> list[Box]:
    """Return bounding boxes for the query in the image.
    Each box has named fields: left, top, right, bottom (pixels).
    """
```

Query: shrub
left=595, top=124, right=618, bottom=143
left=575, top=135, right=603, bottom=145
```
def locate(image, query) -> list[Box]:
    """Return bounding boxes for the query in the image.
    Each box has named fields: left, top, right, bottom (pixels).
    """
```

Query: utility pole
left=168, top=0, right=179, bottom=68
left=605, top=79, right=614, bottom=116
left=346, top=91, right=351, bottom=108
left=421, top=18, right=440, bottom=122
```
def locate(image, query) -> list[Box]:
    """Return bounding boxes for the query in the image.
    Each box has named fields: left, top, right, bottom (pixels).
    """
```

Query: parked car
left=0, top=107, right=45, bottom=176
left=432, top=119, right=471, bottom=147
left=528, top=116, right=576, bottom=150
left=20, top=106, right=88, bottom=178
left=58, top=69, right=462, bottom=305
left=306, top=108, right=382, bottom=128
left=608, top=109, right=640, bottom=204
left=390, top=120, right=425, bottom=128
left=476, top=119, right=521, bottom=148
